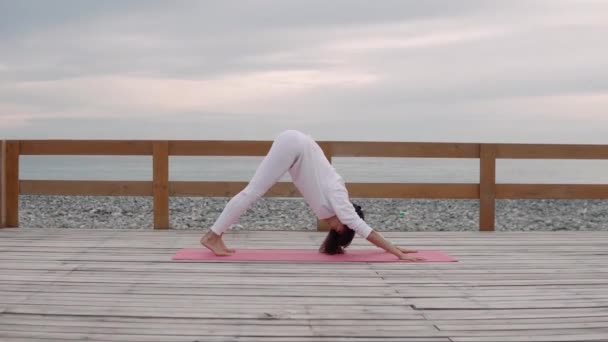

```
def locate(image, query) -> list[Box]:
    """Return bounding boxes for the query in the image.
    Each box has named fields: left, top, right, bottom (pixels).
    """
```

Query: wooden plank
left=480, top=144, right=496, bottom=231
left=3, top=304, right=422, bottom=320
left=497, top=184, right=608, bottom=199
left=451, top=333, right=608, bottom=342
left=0, top=292, right=410, bottom=306
left=1, top=140, right=5, bottom=228
left=438, top=321, right=608, bottom=331
left=153, top=142, right=169, bottom=229
left=346, top=183, right=479, bottom=199
left=0, top=331, right=448, bottom=342
left=5, top=141, right=19, bottom=228
left=19, top=180, right=152, bottom=196
left=0, top=314, right=433, bottom=326
left=170, top=181, right=301, bottom=197
left=19, top=140, right=153, bottom=155
left=496, top=143, right=608, bottom=159
left=1, top=314, right=604, bottom=327
left=327, top=141, right=480, bottom=158
left=169, top=140, right=272, bottom=156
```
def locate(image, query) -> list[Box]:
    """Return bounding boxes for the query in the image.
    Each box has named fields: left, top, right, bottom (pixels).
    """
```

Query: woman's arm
left=326, top=183, right=424, bottom=261
left=366, top=231, right=425, bottom=261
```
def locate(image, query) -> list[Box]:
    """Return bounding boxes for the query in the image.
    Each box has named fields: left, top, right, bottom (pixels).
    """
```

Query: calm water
left=19, top=156, right=608, bottom=184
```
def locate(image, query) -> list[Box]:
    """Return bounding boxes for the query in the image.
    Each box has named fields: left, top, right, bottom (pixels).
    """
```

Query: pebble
left=17, top=196, right=608, bottom=231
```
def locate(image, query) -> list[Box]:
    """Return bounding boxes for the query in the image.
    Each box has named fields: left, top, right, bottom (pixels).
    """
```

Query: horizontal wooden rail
left=325, top=142, right=480, bottom=158
left=20, top=181, right=153, bottom=196
left=496, top=144, right=608, bottom=159
left=170, top=181, right=300, bottom=198
left=20, top=180, right=481, bottom=199
left=3, top=139, right=608, bottom=231
left=16, top=140, right=608, bottom=159
left=496, top=184, right=608, bottom=199
left=170, top=141, right=274, bottom=156
left=344, top=183, right=479, bottom=199
left=19, top=140, right=154, bottom=155
left=20, top=140, right=483, bottom=158
left=21, top=181, right=608, bottom=200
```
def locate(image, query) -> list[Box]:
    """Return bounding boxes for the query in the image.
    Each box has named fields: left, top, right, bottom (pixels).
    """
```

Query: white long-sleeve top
left=288, top=131, right=374, bottom=239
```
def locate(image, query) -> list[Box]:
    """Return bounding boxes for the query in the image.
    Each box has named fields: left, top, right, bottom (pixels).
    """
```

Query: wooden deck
left=1, top=228, right=608, bottom=342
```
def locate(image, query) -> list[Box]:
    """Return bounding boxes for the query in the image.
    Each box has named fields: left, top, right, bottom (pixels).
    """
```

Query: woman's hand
left=365, top=231, right=425, bottom=261
left=398, top=253, right=426, bottom=262
left=397, top=247, right=418, bottom=254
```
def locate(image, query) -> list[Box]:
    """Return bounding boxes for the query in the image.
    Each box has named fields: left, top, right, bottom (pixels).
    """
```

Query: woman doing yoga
left=200, top=130, right=425, bottom=261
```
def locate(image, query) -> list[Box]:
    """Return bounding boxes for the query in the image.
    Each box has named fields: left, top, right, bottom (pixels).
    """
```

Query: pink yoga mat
left=172, top=249, right=457, bottom=263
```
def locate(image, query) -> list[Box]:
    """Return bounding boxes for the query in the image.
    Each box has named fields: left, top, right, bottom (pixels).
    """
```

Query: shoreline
left=17, top=196, right=608, bottom=231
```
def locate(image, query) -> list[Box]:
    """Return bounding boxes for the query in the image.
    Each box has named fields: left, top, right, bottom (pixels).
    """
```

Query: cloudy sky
left=1, top=0, right=607, bottom=143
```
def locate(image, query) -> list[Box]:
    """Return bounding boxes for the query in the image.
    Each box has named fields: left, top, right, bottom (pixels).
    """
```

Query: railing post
left=1, top=140, right=6, bottom=228
left=153, top=141, right=169, bottom=229
left=317, top=142, right=333, bottom=231
left=5, top=141, right=20, bottom=228
left=480, top=144, right=496, bottom=231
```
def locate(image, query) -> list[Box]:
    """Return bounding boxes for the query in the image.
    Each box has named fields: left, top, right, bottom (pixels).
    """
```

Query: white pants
left=210, top=131, right=304, bottom=234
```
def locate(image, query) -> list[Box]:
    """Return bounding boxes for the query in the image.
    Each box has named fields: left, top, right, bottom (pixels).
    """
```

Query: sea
left=18, top=156, right=608, bottom=184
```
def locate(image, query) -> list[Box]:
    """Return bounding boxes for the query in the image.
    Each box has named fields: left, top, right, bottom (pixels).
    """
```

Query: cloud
left=476, top=91, right=608, bottom=121
left=0, top=68, right=380, bottom=125
left=327, top=28, right=507, bottom=52
left=1, top=0, right=607, bottom=142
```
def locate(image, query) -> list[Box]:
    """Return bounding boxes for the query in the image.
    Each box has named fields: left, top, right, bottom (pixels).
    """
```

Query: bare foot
left=219, top=238, right=236, bottom=253
left=201, top=231, right=232, bottom=256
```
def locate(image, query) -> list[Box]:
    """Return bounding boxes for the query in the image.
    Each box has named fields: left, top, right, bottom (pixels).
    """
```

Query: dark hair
left=319, top=203, right=364, bottom=255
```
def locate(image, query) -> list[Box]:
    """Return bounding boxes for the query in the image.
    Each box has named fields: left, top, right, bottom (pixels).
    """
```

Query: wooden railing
left=1, top=140, right=607, bottom=231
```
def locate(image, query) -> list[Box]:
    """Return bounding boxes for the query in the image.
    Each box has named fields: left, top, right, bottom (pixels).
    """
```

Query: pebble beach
left=18, top=196, right=608, bottom=231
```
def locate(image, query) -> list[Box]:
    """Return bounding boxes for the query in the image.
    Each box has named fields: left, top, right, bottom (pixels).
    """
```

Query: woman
left=201, top=130, right=425, bottom=261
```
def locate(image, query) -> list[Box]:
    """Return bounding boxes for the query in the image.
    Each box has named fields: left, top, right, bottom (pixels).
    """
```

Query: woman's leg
left=202, top=131, right=304, bottom=255
left=209, top=130, right=303, bottom=235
